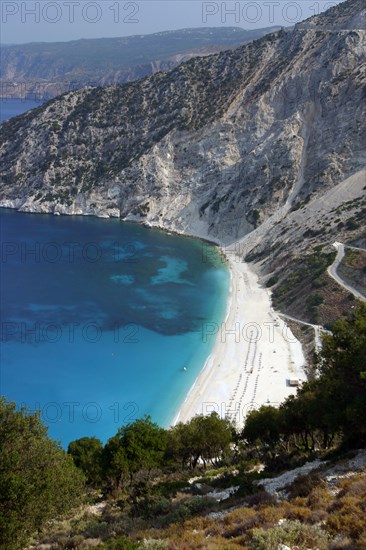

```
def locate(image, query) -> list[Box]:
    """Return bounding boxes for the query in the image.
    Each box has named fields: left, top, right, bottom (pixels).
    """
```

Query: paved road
left=280, top=243, right=365, bottom=350
left=327, top=242, right=366, bottom=302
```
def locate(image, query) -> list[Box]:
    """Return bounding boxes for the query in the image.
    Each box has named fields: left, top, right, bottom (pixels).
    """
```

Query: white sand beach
left=174, top=249, right=307, bottom=429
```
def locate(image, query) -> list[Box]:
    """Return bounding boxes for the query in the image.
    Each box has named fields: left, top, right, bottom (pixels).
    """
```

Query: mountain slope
left=1, top=26, right=280, bottom=99
left=0, top=0, right=365, bottom=320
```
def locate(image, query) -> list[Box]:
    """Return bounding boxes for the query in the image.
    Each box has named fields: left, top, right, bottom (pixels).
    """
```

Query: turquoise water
left=0, top=209, right=229, bottom=445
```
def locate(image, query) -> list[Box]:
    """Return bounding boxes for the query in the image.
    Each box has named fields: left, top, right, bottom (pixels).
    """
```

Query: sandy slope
left=174, top=250, right=307, bottom=428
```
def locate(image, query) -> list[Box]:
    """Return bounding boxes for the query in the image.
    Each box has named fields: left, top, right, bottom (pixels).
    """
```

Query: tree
left=280, top=380, right=338, bottom=451
left=104, top=415, right=167, bottom=489
left=278, top=304, right=366, bottom=451
left=190, top=412, right=233, bottom=468
left=119, top=415, right=167, bottom=475
left=166, top=412, right=233, bottom=469
left=317, top=303, right=366, bottom=444
left=68, top=436, right=103, bottom=486
left=103, top=434, right=130, bottom=493
left=0, top=398, right=85, bottom=550
left=242, top=406, right=283, bottom=461
left=165, top=421, right=195, bottom=469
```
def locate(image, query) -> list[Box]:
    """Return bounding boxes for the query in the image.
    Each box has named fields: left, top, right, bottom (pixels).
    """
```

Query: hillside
left=29, top=450, right=366, bottom=549
left=2, top=302, right=366, bottom=549
left=0, top=0, right=365, bottom=323
left=1, top=26, right=280, bottom=99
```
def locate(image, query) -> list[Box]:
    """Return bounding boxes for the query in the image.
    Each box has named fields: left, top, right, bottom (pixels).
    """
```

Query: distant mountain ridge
left=0, top=26, right=281, bottom=99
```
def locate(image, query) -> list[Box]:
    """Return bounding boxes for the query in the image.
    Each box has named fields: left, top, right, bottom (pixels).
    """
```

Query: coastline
left=0, top=204, right=307, bottom=429
left=174, top=247, right=307, bottom=429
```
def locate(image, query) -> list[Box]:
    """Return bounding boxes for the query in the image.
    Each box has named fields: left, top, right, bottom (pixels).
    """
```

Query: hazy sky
left=1, top=1, right=344, bottom=44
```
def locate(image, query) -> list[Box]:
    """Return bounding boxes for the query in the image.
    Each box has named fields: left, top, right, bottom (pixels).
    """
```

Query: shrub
left=266, top=275, right=279, bottom=287
left=161, top=505, right=190, bottom=526
left=327, top=494, right=366, bottom=539
left=159, top=496, right=216, bottom=527
left=306, top=293, right=324, bottom=307
left=243, top=491, right=276, bottom=507
left=328, top=535, right=354, bottom=549
left=84, top=520, right=111, bottom=540
left=285, top=473, right=323, bottom=498
left=312, top=278, right=327, bottom=289
left=156, top=480, right=191, bottom=498
left=149, top=497, right=172, bottom=516
left=249, top=519, right=329, bottom=550
left=346, top=218, right=359, bottom=230
left=307, top=487, right=334, bottom=510
left=283, top=501, right=313, bottom=522
left=140, top=539, right=168, bottom=549
left=338, top=476, right=366, bottom=499
left=102, top=536, right=140, bottom=549
left=184, top=496, right=216, bottom=515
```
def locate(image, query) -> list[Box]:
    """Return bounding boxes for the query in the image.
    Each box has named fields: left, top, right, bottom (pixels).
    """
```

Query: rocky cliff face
left=0, top=0, right=365, bottom=265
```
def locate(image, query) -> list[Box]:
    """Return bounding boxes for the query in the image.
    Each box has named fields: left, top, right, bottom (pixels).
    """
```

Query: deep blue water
left=0, top=98, right=44, bottom=123
left=0, top=209, right=229, bottom=445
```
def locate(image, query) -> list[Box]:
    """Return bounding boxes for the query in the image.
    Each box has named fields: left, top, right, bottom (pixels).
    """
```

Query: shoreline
left=173, top=247, right=307, bottom=429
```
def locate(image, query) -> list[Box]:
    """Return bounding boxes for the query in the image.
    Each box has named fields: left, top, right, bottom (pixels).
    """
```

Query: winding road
left=279, top=243, right=365, bottom=352
left=327, top=242, right=366, bottom=302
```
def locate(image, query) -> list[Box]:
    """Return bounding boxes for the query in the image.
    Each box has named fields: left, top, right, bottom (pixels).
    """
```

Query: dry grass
left=28, top=471, right=366, bottom=549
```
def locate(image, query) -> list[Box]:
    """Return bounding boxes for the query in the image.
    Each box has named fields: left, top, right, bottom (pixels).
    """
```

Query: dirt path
left=279, top=313, right=326, bottom=352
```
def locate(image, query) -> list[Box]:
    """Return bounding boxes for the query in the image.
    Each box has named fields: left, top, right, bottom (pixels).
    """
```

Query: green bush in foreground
left=0, top=398, right=85, bottom=550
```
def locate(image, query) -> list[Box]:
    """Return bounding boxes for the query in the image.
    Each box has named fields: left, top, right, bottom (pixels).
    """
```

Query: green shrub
left=285, top=473, right=323, bottom=498
left=307, top=293, right=324, bottom=307
left=84, top=520, right=111, bottom=540
left=184, top=495, right=216, bottom=514
left=102, top=535, right=140, bottom=549
left=266, top=275, right=279, bottom=287
left=312, top=278, right=327, bottom=289
left=250, top=519, right=329, bottom=550
left=156, top=479, right=190, bottom=498
left=346, top=218, right=359, bottom=230
left=150, top=497, right=171, bottom=516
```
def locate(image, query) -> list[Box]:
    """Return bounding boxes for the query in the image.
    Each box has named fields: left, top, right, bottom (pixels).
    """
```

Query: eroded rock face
left=0, top=0, right=365, bottom=251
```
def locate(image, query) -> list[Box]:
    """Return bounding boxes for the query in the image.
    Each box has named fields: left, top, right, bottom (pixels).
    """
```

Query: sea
left=0, top=100, right=230, bottom=446
left=0, top=98, right=45, bottom=123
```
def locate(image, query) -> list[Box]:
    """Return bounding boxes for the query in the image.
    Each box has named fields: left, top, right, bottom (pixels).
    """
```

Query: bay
left=0, top=209, right=229, bottom=445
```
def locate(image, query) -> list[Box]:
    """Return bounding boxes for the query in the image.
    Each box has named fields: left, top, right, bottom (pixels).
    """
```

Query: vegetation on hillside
left=269, top=240, right=365, bottom=328
left=0, top=400, right=85, bottom=550
left=337, top=246, right=366, bottom=299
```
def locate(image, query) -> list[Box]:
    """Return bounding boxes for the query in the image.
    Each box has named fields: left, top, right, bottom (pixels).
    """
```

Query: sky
left=1, top=0, right=344, bottom=44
